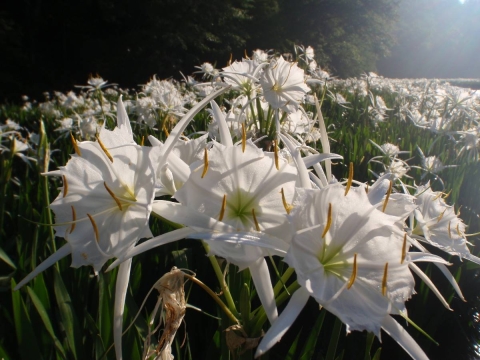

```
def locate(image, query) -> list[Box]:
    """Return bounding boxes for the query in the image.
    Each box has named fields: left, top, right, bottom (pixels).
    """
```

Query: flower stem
left=202, top=242, right=240, bottom=318
left=183, top=273, right=239, bottom=325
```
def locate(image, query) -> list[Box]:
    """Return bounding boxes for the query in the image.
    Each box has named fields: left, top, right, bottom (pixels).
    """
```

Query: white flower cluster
left=9, top=48, right=480, bottom=360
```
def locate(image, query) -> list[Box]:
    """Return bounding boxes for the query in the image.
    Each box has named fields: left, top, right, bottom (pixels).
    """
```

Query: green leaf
left=53, top=268, right=85, bottom=360
left=0, top=246, right=16, bottom=269
left=11, top=279, right=43, bottom=360
left=325, top=317, right=343, bottom=360
left=298, top=309, right=326, bottom=359
left=372, top=347, right=382, bottom=360
left=26, top=286, right=67, bottom=359
left=364, top=332, right=375, bottom=360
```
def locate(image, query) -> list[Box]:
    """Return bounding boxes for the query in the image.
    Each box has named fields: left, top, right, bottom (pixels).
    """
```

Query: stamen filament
left=201, top=148, right=209, bottom=178
left=96, top=134, right=113, bottom=163
left=251, top=208, right=260, bottom=231
left=241, top=122, right=246, bottom=153
left=382, top=263, right=389, bottom=296
left=70, top=206, right=76, bottom=234
left=344, top=162, right=353, bottom=196
left=140, top=136, right=145, bottom=146
left=382, top=180, right=393, bottom=213
left=218, top=195, right=227, bottom=221
left=401, top=233, right=407, bottom=264
left=274, top=139, right=279, bottom=170
left=70, top=133, right=81, bottom=156
left=104, top=182, right=123, bottom=211
left=87, top=213, right=100, bottom=242
left=321, top=203, right=332, bottom=238
left=62, top=175, right=68, bottom=197
left=347, top=253, right=357, bottom=289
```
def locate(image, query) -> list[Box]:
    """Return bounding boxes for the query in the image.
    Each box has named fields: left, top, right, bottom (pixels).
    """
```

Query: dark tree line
left=2, top=0, right=479, bottom=103
left=0, top=0, right=403, bottom=102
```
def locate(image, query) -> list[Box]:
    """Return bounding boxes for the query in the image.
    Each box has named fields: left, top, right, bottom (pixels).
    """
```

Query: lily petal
left=250, top=258, right=278, bottom=324
left=15, top=244, right=71, bottom=290
left=255, top=287, right=310, bottom=358
left=114, top=258, right=132, bottom=360
left=381, top=315, right=429, bottom=360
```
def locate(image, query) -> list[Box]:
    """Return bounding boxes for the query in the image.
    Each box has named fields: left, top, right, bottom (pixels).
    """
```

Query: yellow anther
left=433, top=191, right=443, bottom=201
left=437, top=209, right=446, bottom=223
left=344, top=162, right=354, bottom=196
left=448, top=221, right=452, bottom=238
left=443, top=189, right=452, bottom=199
left=321, top=203, right=332, bottom=238
left=401, top=233, right=407, bottom=264
left=95, top=134, right=113, bottom=163
left=382, top=180, right=393, bottom=213
left=456, top=223, right=462, bottom=237
left=241, top=122, right=246, bottom=153
left=251, top=208, right=260, bottom=231
left=104, top=182, right=123, bottom=211
left=62, top=175, right=68, bottom=197
left=70, top=133, right=81, bottom=156
left=382, top=263, right=389, bottom=296
left=228, top=53, right=233, bottom=66
left=140, top=136, right=145, bottom=146
left=365, top=184, right=369, bottom=194
left=281, top=188, right=293, bottom=214
left=70, top=206, right=76, bottom=234
left=347, top=253, right=357, bottom=289
left=218, top=194, right=227, bottom=221
left=201, top=148, right=209, bottom=178
left=87, top=213, right=100, bottom=243
left=81, top=253, right=88, bottom=260
left=457, top=206, right=462, bottom=216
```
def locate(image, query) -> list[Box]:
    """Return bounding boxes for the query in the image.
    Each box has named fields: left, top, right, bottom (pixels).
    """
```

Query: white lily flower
left=260, top=56, right=310, bottom=113
left=413, top=183, right=480, bottom=265
left=256, top=183, right=430, bottom=360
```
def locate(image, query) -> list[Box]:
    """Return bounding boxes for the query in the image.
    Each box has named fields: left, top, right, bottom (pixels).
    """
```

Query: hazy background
left=0, top=0, right=479, bottom=102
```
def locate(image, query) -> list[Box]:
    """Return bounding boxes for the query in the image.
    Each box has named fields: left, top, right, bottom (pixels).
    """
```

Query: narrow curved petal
left=210, top=100, right=233, bottom=147
left=409, top=263, right=452, bottom=310
left=159, top=86, right=232, bottom=169
left=14, top=244, right=71, bottom=290
left=278, top=133, right=310, bottom=189
left=249, top=258, right=278, bottom=324
left=381, top=316, right=429, bottom=360
left=106, top=227, right=195, bottom=271
left=255, top=287, right=310, bottom=358
left=114, top=258, right=132, bottom=360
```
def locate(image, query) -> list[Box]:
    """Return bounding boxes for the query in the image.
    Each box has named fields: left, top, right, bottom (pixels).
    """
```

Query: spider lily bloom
left=412, top=184, right=480, bottom=265
left=112, top=139, right=299, bottom=324
left=172, top=140, right=298, bottom=323
left=221, top=59, right=260, bottom=97
left=15, top=138, right=155, bottom=290
left=260, top=55, right=310, bottom=113
left=256, top=183, right=431, bottom=360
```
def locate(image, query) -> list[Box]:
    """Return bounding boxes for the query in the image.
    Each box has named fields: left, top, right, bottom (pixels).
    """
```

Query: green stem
left=184, top=273, right=239, bottom=325
left=273, top=267, right=295, bottom=297
left=202, top=242, right=240, bottom=318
